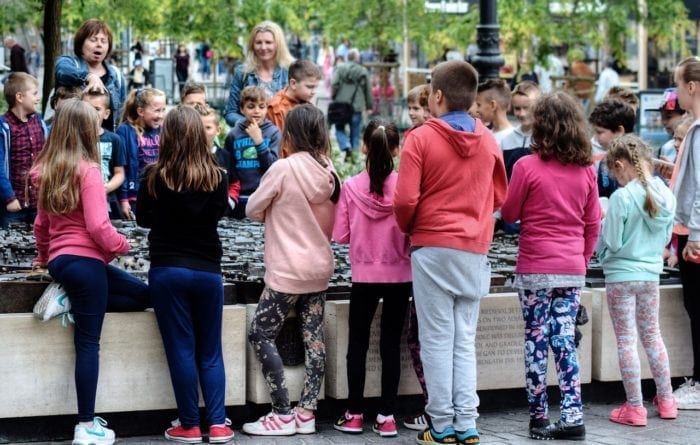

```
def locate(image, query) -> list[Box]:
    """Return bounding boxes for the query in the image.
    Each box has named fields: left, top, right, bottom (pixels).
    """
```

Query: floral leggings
left=248, top=287, right=326, bottom=414
left=519, top=287, right=583, bottom=423
left=606, top=281, right=673, bottom=405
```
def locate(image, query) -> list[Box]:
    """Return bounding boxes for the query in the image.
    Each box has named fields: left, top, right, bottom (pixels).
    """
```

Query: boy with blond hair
left=180, top=82, right=207, bottom=107
left=476, top=78, right=513, bottom=144
left=267, top=59, right=321, bottom=132
left=500, top=80, right=540, bottom=181
left=0, top=72, right=47, bottom=227
left=394, top=60, right=507, bottom=445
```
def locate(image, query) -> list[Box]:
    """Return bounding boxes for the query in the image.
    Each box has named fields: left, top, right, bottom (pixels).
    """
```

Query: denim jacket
left=223, top=64, right=288, bottom=127
left=54, top=56, right=127, bottom=130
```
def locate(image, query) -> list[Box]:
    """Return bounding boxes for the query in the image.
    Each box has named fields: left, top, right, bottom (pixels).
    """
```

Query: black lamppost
left=471, top=0, right=504, bottom=81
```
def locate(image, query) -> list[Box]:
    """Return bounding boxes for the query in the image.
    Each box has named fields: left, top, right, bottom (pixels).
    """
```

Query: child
left=656, top=88, right=686, bottom=164
left=597, top=134, right=677, bottom=426
left=406, top=84, right=431, bottom=129
left=223, top=86, right=280, bottom=219
left=332, top=119, right=411, bottom=438
left=500, top=80, right=540, bottom=180
left=589, top=99, right=636, bottom=197
left=180, top=82, right=207, bottom=107
left=194, top=104, right=240, bottom=215
left=46, top=85, right=83, bottom=129
left=267, top=59, right=321, bottom=132
left=0, top=72, right=47, bottom=228
left=116, top=87, right=166, bottom=219
left=670, top=56, right=700, bottom=409
left=501, top=92, right=601, bottom=441
left=394, top=60, right=507, bottom=445
left=475, top=78, right=513, bottom=144
left=32, top=99, right=148, bottom=445
left=83, top=89, right=126, bottom=219
left=243, top=104, right=339, bottom=436
left=606, top=86, right=640, bottom=112
left=136, top=105, right=234, bottom=444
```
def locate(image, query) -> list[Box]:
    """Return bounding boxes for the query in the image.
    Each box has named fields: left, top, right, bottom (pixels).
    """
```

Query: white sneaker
left=72, top=417, right=116, bottom=445
left=294, top=410, right=316, bottom=434
left=674, top=378, right=700, bottom=409
left=33, top=282, right=71, bottom=321
left=242, top=412, right=296, bottom=436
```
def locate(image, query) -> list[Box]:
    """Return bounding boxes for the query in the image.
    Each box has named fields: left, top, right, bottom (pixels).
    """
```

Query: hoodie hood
left=344, top=171, right=396, bottom=220
left=633, top=176, right=676, bottom=232
left=287, top=152, right=336, bottom=204
left=423, top=116, right=491, bottom=158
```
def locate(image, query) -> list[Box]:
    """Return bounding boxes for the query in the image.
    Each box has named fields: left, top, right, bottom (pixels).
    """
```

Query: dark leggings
left=677, top=235, right=700, bottom=380
left=346, top=282, right=411, bottom=415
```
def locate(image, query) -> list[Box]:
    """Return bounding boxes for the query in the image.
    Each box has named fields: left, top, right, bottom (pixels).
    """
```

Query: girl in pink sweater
left=243, top=104, right=340, bottom=436
left=32, top=99, right=148, bottom=445
left=332, top=119, right=411, bottom=437
left=501, top=92, right=601, bottom=441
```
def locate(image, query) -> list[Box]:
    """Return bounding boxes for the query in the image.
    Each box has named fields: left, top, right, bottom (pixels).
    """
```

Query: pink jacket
left=34, top=161, right=129, bottom=264
left=501, top=154, right=601, bottom=275
left=246, top=152, right=337, bottom=294
left=333, top=171, right=411, bottom=283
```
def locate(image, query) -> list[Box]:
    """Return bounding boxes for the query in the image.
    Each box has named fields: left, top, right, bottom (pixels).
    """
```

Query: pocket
left=478, top=256, right=491, bottom=297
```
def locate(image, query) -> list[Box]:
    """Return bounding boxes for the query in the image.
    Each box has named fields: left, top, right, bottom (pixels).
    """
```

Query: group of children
left=5, top=38, right=700, bottom=445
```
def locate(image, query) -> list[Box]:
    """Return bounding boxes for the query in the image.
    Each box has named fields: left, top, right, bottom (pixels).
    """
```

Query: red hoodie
left=393, top=117, right=507, bottom=254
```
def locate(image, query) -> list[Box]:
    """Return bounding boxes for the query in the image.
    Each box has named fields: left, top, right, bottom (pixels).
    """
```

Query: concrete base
left=476, top=291, right=592, bottom=390
left=591, top=285, right=692, bottom=381
left=245, top=304, right=325, bottom=404
left=0, top=306, right=246, bottom=418
left=324, top=300, right=422, bottom=399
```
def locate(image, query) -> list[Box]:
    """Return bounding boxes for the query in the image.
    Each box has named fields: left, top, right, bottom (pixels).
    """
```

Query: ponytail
left=363, top=119, right=399, bottom=196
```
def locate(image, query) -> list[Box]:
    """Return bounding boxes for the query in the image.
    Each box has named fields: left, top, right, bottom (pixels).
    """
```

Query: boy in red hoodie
left=394, top=61, right=507, bottom=445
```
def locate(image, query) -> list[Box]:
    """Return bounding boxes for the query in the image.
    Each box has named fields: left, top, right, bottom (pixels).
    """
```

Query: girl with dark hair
left=136, top=105, right=233, bottom=444
left=501, top=92, right=601, bottom=441
left=243, top=104, right=339, bottom=436
left=332, top=119, right=411, bottom=438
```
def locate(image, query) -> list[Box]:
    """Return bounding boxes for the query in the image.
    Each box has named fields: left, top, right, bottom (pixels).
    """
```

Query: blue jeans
left=149, top=266, right=226, bottom=428
left=48, top=255, right=149, bottom=422
left=411, top=247, right=490, bottom=433
left=335, top=111, right=362, bottom=151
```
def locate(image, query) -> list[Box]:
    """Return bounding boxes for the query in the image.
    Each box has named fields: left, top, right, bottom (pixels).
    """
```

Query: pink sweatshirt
left=501, top=154, right=601, bottom=275
left=34, top=161, right=129, bottom=264
left=246, top=152, right=337, bottom=294
left=333, top=171, right=411, bottom=283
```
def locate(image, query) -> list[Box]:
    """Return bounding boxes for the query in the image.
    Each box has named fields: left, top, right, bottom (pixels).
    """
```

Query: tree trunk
left=41, top=0, right=62, bottom=114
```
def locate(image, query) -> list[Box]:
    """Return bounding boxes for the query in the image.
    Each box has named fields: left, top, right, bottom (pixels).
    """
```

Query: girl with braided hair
left=598, top=134, right=678, bottom=426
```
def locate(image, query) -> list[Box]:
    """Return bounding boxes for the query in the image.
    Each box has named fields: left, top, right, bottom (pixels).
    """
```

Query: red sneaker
left=333, top=410, right=363, bottom=434
left=164, top=424, right=203, bottom=443
left=208, top=424, right=234, bottom=444
left=609, top=402, right=647, bottom=426
left=654, top=396, right=678, bottom=419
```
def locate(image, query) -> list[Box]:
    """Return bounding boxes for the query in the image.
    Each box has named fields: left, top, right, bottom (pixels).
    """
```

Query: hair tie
left=377, top=125, right=386, bottom=131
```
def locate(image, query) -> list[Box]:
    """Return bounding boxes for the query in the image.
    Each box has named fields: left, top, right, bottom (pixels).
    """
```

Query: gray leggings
left=248, top=287, right=326, bottom=413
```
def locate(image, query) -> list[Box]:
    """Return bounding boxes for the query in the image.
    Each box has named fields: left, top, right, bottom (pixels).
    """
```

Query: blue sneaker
left=72, top=417, right=115, bottom=445
left=455, top=427, right=479, bottom=445
left=416, top=425, right=457, bottom=444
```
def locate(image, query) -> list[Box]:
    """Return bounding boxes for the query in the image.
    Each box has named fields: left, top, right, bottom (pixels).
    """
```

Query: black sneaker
left=528, top=418, right=550, bottom=436
left=530, top=420, right=585, bottom=441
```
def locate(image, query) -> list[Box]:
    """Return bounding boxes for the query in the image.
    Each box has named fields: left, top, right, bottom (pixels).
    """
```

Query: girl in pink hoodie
left=332, top=119, right=412, bottom=438
left=243, top=104, right=340, bottom=437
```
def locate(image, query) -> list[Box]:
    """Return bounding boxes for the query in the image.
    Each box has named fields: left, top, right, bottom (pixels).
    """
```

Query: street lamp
left=471, top=0, right=504, bottom=80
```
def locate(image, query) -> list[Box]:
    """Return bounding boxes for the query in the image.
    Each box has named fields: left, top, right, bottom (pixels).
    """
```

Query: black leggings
left=677, top=235, right=700, bottom=380
left=346, top=282, right=411, bottom=415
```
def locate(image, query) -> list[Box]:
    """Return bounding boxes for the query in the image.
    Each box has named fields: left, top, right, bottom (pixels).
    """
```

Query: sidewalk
left=22, top=402, right=700, bottom=445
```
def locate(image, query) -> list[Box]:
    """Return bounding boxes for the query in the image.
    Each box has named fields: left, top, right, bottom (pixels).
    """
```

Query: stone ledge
left=0, top=306, right=246, bottom=418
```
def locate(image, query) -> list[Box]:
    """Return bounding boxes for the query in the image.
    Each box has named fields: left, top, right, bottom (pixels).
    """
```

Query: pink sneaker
left=333, top=410, right=363, bottom=434
left=372, top=414, right=398, bottom=437
left=609, top=402, right=647, bottom=426
left=294, top=410, right=316, bottom=434
left=654, top=396, right=678, bottom=419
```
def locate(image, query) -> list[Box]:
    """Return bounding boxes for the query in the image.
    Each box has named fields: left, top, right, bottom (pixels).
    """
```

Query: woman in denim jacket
left=223, top=21, right=292, bottom=127
left=54, top=19, right=126, bottom=132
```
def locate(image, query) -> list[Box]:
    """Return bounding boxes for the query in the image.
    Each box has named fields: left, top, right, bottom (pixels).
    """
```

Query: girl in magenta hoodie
left=332, top=119, right=412, bottom=438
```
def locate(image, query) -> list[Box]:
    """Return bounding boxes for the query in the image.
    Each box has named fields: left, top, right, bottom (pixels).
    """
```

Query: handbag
left=327, top=75, right=364, bottom=125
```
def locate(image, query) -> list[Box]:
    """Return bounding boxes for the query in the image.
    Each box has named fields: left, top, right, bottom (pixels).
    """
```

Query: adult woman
left=223, top=21, right=293, bottom=126
left=173, top=44, right=190, bottom=95
left=54, top=19, right=127, bottom=131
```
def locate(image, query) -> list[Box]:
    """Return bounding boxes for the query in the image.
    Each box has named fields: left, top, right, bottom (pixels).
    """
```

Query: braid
left=628, top=140, right=658, bottom=217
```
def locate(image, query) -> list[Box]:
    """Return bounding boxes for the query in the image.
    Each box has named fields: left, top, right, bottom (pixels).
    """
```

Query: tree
left=42, top=0, right=62, bottom=114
